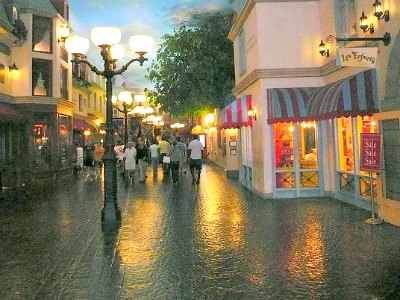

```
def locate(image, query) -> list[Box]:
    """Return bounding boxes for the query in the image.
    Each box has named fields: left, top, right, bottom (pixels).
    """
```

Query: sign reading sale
left=360, top=133, right=382, bottom=172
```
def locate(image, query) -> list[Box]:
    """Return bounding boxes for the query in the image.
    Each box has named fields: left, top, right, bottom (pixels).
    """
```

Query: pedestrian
left=93, top=143, right=105, bottom=178
left=123, top=141, right=137, bottom=181
left=176, top=136, right=187, bottom=175
left=148, top=139, right=160, bottom=176
left=114, top=141, right=125, bottom=175
left=169, top=140, right=183, bottom=184
left=84, top=142, right=94, bottom=167
left=136, top=137, right=148, bottom=183
left=75, top=143, right=84, bottom=173
left=159, top=136, right=171, bottom=175
left=188, top=134, right=204, bottom=184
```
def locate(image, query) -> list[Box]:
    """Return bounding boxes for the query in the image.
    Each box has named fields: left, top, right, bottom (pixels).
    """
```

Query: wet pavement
left=1, top=162, right=400, bottom=299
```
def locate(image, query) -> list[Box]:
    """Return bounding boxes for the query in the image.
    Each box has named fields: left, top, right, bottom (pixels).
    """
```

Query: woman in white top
left=123, top=142, right=137, bottom=181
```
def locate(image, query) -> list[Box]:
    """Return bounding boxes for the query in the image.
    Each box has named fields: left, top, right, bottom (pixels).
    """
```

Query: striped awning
left=266, top=69, right=379, bottom=124
left=217, top=95, right=253, bottom=129
left=73, top=117, right=98, bottom=132
left=307, top=69, right=378, bottom=120
left=267, top=88, right=313, bottom=124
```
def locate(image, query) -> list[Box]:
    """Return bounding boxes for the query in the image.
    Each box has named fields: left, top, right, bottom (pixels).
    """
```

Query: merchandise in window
left=32, top=15, right=52, bottom=53
left=299, top=121, right=318, bottom=169
left=274, top=123, right=294, bottom=170
left=338, top=117, right=354, bottom=172
left=32, top=59, right=52, bottom=97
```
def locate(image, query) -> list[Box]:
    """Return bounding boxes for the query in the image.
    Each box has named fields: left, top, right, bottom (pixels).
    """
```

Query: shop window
left=335, top=0, right=357, bottom=37
left=241, top=126, right=252, bottom=165
left=32, top=15, right=52, bottom=53
left=79, top=94, right=83, bottom=111
left=274, top=123, right=294, bottom=170
left=299, top=121, right=318, bottom=169
left=32, top=59, right=52, bottom=97
left=337, top=117, right=354, bottom=172
left=382, top=120, right=400, bottom=200
left=238, top=29, right=246, bottom=75
left=60, top=66, right=68, bottom=99
left=33, top=124, right=51, bottom=167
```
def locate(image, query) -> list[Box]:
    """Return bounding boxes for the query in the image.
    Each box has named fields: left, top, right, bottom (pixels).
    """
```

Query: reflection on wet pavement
left=1, top=163, right=400, bottom=299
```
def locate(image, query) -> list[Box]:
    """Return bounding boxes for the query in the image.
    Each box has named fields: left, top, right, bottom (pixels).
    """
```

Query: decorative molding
left=232, top=61, right=340, bottom=95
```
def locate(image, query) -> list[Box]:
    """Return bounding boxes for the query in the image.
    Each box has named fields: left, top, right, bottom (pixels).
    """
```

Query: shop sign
left=360, top=133, right=381, bottom=172
left=337, top=47, right=378, bottom=68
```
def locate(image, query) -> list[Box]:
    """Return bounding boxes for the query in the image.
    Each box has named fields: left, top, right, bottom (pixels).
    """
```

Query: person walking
left=114, top=141, right=125, bottom=175
left=148, top=139, right=160, bottom=176
left=159, top=136, right=171, bottom=175
left=123, top=142, right=137, bottom=181
left=169, top=140, right=183, bottom=184
left=188, top=134, right=204, bottom=184
left=136, top=137, right=148, bottom=183
left=75, top=143, right=84, bottom=173
left=175, top=136, right=187, bottom=175
left=93, top=143, right=105, bottom=178
left=84, top=142, right=95, bottom=167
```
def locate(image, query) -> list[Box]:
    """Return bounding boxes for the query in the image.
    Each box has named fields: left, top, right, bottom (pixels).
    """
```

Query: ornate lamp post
left=112, top=91, right=137, bottom=145
left=65, top=28, right=154, bottom=228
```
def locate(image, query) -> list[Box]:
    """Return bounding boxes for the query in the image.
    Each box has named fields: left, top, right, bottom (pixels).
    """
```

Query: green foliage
left=146, top=11, right=235, bottom=117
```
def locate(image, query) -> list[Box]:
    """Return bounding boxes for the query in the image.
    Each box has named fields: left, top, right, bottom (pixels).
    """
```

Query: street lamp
left=112, top=91, right=135, bottom=146
left=65, top=27, right=154, bottom=228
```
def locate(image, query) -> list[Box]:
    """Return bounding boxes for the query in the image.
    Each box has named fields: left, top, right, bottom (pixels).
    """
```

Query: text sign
left=360, top=133, right=381, bottom=172
left=337, top=47, right=378, bottom=68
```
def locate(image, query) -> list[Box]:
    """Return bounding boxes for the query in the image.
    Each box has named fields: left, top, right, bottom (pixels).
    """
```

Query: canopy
left=217, top=95, right=253, bottom=129
left=267, top=69, right=379, bottom=123
left=73, top=117, right=98, bottom=132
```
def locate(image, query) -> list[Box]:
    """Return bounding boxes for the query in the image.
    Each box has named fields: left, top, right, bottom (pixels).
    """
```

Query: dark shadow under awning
left=0, top=102, right=25, bottom=124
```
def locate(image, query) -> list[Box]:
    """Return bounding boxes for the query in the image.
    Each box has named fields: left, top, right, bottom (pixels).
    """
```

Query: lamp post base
left=101, top=203, right=121, bottom=227
left=365, top=217, right=383, bottom=225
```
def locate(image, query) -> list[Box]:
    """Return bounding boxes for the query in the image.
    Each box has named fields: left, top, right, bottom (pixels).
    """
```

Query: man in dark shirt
left=136, top=137, right=148, bottom=183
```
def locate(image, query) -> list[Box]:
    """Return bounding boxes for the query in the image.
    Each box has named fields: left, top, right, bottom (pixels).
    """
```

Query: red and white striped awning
left=217, top=95, right=253, bottom=130
left=267, top=69, right=379, bottom=124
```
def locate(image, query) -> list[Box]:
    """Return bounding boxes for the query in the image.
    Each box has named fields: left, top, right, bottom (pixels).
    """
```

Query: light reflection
left=118, top=200, right=163, bottom=269
left=196, top=178, right=245, bottom=266
left=286, top=212, right=326, bottom=283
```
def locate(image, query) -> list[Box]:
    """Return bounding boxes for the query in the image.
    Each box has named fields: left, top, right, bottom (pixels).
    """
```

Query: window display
left=274, top=123, right=294, bottom=169
left=338, top=117, right=354, bottom=171
left=299, top=121, right=318, bottom=169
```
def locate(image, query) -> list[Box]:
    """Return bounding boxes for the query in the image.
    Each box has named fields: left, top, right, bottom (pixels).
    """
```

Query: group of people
left=74, top=142, right=105, bottom=178
left=75, top=134, right=204, bottom=185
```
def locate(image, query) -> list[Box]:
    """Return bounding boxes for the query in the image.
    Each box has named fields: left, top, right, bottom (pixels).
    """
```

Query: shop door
left=274, top=122, right=323, bottom=198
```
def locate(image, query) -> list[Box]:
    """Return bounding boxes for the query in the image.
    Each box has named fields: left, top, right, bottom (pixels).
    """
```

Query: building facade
left=0, top=0, right=105, bottom=188
left=214, top=0, right=400, bottom=226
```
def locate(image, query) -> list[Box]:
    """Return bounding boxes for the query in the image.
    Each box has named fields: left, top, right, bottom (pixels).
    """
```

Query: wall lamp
left=319, top=32, right=391, bottom=57
left=359, top=11, right=374, bottom=34
left=247, top=107, right=257, bottom=120
left=373, top=0, right=389, bottom=21
left=319, top=40, right=329, bottom=57
left=9, top=62, right=18, bottom=72
left=58, top=24, right=69, bottom=43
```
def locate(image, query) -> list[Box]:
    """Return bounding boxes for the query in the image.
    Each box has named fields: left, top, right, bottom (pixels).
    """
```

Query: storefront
left=73, top=116, right=98, bottom=146
left=216, top=95, right=253, bottom=183
left=267, top=69, right=379, bottom=204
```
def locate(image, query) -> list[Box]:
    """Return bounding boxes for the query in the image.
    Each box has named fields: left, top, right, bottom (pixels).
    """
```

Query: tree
left=146, top=11, right=234, bottom=117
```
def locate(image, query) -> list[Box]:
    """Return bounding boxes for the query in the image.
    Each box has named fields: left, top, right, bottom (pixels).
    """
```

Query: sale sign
left=360, top=133, right=382, bottom=172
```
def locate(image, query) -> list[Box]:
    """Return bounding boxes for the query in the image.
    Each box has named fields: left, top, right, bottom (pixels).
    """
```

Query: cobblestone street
left=1, top=162, right=400, bottom=299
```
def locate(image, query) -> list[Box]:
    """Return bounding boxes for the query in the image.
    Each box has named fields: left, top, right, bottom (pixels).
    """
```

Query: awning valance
left=73, top=117, right=98, bottom=132
left=217, top=95, right=253, bottom=130
left=267, top=88, right=313, bottom=124
left=307, top=69, right=378, bottom=120
left=267, top=69, right=379, bottom=124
